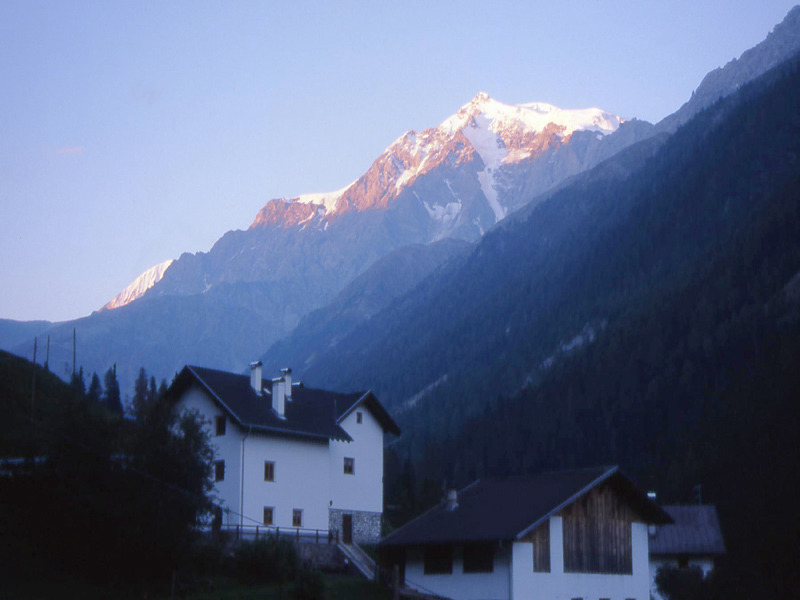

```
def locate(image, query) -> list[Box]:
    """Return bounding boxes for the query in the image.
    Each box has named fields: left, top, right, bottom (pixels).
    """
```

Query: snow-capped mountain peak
left=102, top=259, right=174, bottom=311
left=251, top=93, right=623, bottom=232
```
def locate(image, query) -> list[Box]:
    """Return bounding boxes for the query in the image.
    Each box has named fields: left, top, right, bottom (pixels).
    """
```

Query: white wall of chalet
left=178, top=383, right=243, bottom=526
left=403, top=516, right=651, bottom=600
left=175, top=385, right=385, bottom=533
left=404, top=544, right=512, bottom=600
left=511, top=517, right=650, bottom=600
left=330, top=407, right=384, bottom=514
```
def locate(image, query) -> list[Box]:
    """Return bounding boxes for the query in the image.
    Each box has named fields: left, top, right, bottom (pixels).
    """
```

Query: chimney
left=272, top=377, right=286, bottom=418
left=446, top=489, right=458, bottom=511
left=281, top=368, right=293, bottom=400
left=250, top=361, right=263, bottom=394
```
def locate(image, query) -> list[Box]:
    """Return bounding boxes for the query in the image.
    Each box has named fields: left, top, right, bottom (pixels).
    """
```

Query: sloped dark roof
left=649, top=505, right=725, bottom=556
left=169, top=365, right=400, bottom=442
left=380, top=466, right=672, bottom=547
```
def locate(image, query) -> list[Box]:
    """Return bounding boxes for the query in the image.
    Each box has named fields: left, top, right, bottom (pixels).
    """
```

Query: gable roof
left=169, top=365, right=398, bottom=442
left=336, top=390, right=402, bottom=436
left=380, top=466, right=672, bottom=547
left=649, top=505, right=725, bottom=556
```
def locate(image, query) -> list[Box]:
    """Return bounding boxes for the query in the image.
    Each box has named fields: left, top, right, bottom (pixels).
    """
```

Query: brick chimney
left=250, top=361, right=263, bottom=394
left=281, top=368, right=292, bottom=400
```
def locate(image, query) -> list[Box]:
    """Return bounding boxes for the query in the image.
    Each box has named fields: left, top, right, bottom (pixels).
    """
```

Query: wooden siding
left=522, top=523, right=551, bottom=572
left=559, top=482, right=637, bottom=574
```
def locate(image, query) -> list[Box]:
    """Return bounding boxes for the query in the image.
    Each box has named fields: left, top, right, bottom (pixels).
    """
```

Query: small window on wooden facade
left=214, top=460, right=225, bottom=482
left=562, top=483, right=633, bottom=575
left=344, top=457, right=355, bottom=475
left=292, top=509, right=303, bottom=527
left=263, top=507, right=274, bottom=526
left=423, top=545, right=453, bottom=575
left=215, top=415, right=226, bottom=436
left=356, top=411, right=363, bottom=424
left=531, top=523, right=551, bottom=573
left=462, top=543, right=494, bottom=573
left=264, top=461, right=275, bottom=481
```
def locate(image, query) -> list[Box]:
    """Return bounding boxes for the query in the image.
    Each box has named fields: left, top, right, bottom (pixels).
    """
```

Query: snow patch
left=103, top=259, right=174, bottom=311
left=294, top=181, right=354, bottom=213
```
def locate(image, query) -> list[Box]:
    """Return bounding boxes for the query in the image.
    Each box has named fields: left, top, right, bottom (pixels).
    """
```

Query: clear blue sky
left=1, top=1, right=796, bottom=322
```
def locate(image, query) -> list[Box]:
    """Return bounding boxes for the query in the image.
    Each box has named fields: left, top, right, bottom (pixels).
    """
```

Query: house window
left=292, top=509, right=303, bottom=527
left=214, top=415, right=226, bottom=436
left=344, top=457, right=355, bottom=475
left=264, top=461, right=275, bottom=482
left=462, top=543, right=494, bottom=573
left=214, top=460, right=225, bottom=482
left=263, top=507, right=274, bottom=526
left=356, top=411, right=363, bottom=424
left=423, top=545, right=453, bottom=575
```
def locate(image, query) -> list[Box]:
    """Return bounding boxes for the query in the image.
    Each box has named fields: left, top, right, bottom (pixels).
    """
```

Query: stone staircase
left=336, top=541, right=377, bottom=580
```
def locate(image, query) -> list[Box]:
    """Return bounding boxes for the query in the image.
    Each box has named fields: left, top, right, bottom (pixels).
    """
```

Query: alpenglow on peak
left=250, top=93, right=624, bottom=232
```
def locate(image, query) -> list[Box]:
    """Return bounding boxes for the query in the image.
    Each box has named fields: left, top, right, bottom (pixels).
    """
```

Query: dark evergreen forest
left=378, top=55, right=800, bottom=599
left=0, top=352, right=214, bottom=589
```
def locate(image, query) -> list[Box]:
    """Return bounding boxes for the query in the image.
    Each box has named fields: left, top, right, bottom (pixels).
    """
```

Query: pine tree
left=87, top=372, right=103, bottom=404
left=132, top=367, right=150, bottom=419
left=103, top=365, right=122, bottom=414
left=70, top=366, right=86, bottom=398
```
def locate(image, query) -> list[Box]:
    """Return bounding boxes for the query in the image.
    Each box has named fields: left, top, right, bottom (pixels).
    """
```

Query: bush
left=655, top=565, right=713, bottom=600
left=232, top=536, right=299, bottom=584
left=292, top=568, right=326, bottom=600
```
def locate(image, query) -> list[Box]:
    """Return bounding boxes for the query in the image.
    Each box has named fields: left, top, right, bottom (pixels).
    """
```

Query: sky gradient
left=1, top=1, right=797, bottom=322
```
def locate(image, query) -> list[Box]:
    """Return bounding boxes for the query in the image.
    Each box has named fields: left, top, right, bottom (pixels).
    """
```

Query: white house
left=648, top=505, right=725, bottom=600
left=170, top=362, right=400, bottom=544
left=379, top=466, right=672, bottom=600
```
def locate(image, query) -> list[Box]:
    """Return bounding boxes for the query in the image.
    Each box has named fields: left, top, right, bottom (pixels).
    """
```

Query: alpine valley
left=5, top=3, right=800, bottom=392
left=3, top=6, right=800, bottom=598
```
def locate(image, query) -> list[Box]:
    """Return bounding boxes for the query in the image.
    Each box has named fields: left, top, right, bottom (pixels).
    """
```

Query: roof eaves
left=338, top=390, right=401, bottom=436
left=515, top=466, right=619, bottom=540
left=379, top=479, right=482, bottom=547
left=186, top=365, right=247, bottom=428
left=246, top=422, right=353, bottom=443
left=337, top=391, right=370, bottom=422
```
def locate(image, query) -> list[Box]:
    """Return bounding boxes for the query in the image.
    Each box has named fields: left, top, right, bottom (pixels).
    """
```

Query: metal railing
left=220, top=523, right=338, bottom=544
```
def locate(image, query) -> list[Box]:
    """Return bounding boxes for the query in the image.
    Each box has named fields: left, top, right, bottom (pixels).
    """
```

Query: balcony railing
left=220, top=523, right=338, bottom=544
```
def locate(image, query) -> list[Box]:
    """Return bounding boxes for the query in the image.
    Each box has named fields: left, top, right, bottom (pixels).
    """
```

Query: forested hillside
left=374, top=54, right=800, bottom=598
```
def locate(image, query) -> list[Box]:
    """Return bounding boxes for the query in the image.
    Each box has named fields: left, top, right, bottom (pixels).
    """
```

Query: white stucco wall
left=241, top=431, right=331, bottom=531
left=649, top=556, right=715, bottom=600
left=330, top=403, right=384, bottom=513
left=175, top=384, right=243, bottom=526
left=404, top=544, right=512, bottom=600
left=176, top=385, right=388, bottom=533
left=510, top=517, right=651, bottom=600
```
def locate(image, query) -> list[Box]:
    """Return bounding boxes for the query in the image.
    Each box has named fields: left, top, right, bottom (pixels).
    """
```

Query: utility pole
left=45, top=335, right=50, bottom=371
left=72, top=328, right=76, bottom=376
left=31, top=337, right=37, bottom=418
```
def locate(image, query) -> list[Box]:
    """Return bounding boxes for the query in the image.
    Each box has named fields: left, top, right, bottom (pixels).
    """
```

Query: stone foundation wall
left=329, top=508, right=382, bottom=544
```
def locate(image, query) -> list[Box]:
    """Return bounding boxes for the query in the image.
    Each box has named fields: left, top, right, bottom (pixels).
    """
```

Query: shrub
left=655, top=565, right=713, bottom=600
left=232, top=535, right=299, bottom=584
left=292, top=569, right=326, bottom=600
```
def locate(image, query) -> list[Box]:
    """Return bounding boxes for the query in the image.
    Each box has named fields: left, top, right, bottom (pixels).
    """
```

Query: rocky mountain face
left=656, top=5, right=800, bottom=134
left=148, top=94, right=627, bottom=304
left=5, top=7, right=800, bottom=395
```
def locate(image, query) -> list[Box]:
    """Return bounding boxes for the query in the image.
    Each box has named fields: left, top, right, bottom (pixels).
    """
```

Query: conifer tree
left=87, top=372, right=102, bottom=404
left=103, top=364, right=122, bottom=414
